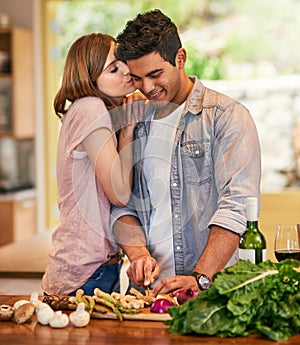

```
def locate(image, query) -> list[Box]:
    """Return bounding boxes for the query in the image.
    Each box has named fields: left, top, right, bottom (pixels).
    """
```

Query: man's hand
left=152, top=275, right=199, bottom=296
left=126, top=255, right=160, bottom=287
left=114, top=215, right=160, bottom=287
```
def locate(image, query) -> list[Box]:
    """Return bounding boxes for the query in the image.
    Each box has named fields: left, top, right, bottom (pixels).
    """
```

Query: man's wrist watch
left=192, top=272, right=212, bottom=290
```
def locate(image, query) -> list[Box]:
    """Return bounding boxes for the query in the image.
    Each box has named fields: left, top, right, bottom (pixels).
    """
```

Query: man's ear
left=176, top=48, right=187, bottom=68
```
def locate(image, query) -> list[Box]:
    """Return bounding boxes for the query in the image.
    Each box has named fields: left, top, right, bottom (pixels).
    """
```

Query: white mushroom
left=49, top=310, right=69, bottom=328
left=13, top=299, right=30, bottom=311
left=69, top=302, right=90, bottom=328
left=36, top=303, right=55, bottom=325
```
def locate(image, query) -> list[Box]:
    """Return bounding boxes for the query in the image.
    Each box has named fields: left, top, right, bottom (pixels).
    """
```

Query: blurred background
left=0, top=0, right=299, bottom=272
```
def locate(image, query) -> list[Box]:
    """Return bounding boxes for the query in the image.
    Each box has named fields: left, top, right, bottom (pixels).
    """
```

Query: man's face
left=127, top=52, right=182, bottom=108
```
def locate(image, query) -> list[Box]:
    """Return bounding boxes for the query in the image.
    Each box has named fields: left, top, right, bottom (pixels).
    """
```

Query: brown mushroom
left=14, top=302, right=35, bottom=324
left=0, top=305, right=14, bottom=321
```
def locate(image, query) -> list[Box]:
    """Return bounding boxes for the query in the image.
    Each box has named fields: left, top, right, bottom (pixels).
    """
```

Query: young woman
left=41, top=33, right=144, bottom=296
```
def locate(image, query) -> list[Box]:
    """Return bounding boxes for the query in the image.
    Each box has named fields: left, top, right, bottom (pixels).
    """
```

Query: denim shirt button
left=176, top=245, right=181, bottom=251
left=137, top=125, right=145, bottom=134
left=174, top=214, right=179, bottom=219
left=172, top=182, right=177, bottom=187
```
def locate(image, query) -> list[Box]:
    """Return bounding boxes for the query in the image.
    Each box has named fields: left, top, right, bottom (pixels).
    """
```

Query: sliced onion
left=173, top=288, right=199, bottom=305
left=150, top=298, right=173, bottom=313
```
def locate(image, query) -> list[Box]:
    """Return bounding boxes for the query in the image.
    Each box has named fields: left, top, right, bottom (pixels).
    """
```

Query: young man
left=112, top=9, right=261, bottom=295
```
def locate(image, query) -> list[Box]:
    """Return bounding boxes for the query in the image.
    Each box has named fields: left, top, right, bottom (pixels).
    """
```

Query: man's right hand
left=126, top=255, right=160, bottom=287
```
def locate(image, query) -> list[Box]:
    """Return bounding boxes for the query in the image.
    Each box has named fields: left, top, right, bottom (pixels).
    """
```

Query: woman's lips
left=126, top=77, right=134, bottom=85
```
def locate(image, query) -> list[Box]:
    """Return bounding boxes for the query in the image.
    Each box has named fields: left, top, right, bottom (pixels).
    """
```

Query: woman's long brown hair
left=54, top=33, right=119, bottom=118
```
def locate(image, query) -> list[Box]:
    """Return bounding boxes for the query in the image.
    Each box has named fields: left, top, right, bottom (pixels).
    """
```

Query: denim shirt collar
left=185, top=77, right=205, bottom=115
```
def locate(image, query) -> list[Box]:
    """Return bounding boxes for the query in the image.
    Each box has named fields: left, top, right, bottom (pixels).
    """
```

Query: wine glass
left=274, top=224, right=300, bottom=262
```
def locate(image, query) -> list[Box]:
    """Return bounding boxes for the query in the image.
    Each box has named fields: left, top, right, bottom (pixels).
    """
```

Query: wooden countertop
left=0, top=295, right=299, bottom=345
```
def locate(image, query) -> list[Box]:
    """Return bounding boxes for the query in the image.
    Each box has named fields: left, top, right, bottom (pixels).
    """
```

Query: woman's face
left=96, top=43, right=135, bottom=102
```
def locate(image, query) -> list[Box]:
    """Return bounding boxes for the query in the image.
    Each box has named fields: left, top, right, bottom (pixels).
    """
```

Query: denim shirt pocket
left=180, top=140, right=212, bottom=185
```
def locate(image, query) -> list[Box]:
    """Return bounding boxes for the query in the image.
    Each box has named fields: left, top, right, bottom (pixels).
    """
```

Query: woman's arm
left=82, top=124, right=135, bottom=206
left=82, top=93, right=146, bottom=206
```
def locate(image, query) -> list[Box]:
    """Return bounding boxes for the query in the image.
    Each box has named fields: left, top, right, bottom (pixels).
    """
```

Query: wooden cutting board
left=91, top=306, right=172, bottom=321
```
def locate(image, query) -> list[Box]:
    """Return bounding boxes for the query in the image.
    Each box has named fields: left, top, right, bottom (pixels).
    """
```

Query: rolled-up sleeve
left=209, top=102, right=261, bottom=235
left=110, top=203, right=138, bottom=229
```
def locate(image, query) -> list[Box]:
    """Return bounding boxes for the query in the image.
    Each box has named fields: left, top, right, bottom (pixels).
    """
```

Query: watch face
left=198, top=274, right=211, bottom=290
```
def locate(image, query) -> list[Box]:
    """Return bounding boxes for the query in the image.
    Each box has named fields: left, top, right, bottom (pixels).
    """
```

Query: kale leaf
left=166, top=259, right=300, bottom=341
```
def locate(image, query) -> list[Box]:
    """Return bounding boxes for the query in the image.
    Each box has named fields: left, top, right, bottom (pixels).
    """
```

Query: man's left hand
left=152, top=275, right=199, bottom=296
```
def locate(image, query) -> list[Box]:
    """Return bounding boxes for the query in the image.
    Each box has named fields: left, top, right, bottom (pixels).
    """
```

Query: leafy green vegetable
left=166, top=259, right=300, bottom=341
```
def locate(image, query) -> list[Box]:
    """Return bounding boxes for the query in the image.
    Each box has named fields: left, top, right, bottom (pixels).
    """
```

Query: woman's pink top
left=41, top=97, right=119, bottom=295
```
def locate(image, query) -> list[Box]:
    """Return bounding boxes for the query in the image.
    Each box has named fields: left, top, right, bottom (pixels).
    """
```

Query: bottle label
left=239, top=248, right=266, bottom=264
left=262, top=249, right=266, bottom=262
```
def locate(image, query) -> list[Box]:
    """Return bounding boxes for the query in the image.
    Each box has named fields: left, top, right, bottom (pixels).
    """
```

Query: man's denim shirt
left=111, top=77, right=261, bottom=275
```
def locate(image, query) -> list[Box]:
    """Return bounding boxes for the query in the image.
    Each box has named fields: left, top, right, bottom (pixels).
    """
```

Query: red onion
left=173, top=288, right=199, bottom=305
left=150, top=298, right=173, bottom=313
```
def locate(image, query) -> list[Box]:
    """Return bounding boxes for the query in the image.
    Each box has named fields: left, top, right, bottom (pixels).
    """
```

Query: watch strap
left=192, top=272, right=211, bottom=290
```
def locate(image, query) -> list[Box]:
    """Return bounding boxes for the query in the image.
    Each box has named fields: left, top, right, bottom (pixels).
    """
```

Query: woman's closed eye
left=110, top=65, right=119, bottom=73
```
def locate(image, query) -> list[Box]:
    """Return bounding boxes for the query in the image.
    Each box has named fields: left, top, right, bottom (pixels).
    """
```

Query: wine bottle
left=239, top=197, right=266, bottom=264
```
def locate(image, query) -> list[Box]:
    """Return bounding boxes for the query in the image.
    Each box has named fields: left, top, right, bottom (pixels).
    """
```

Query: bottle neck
left=247, top=220, right=259, bottom=231
left=246, top=197, right=258, bottom=220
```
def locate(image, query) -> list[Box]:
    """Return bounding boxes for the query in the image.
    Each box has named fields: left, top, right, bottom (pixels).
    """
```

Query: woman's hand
left=122, top=91, right=148, bottom=126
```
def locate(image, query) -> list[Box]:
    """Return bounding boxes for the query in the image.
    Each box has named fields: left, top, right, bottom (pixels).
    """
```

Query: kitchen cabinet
left=0, top=26, right=34, bottom=138
left=0, top=189, right=36, bottom=246
left=0, top=27, right=36, bottom=246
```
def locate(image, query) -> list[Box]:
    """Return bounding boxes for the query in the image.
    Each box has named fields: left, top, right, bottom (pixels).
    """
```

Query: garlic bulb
left=36, top=304, right=55, bottom=325
left=30, top=291, right=44, bottom=310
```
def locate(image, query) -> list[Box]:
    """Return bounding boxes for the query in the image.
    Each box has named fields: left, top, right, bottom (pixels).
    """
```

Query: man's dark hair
left=116, top=9, right=182, bottom=66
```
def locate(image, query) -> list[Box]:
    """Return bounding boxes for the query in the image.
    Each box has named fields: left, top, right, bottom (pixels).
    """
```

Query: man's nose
left=122, top=63, right=130, bottom=75
left=140, top=78, right=155, bottom=94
